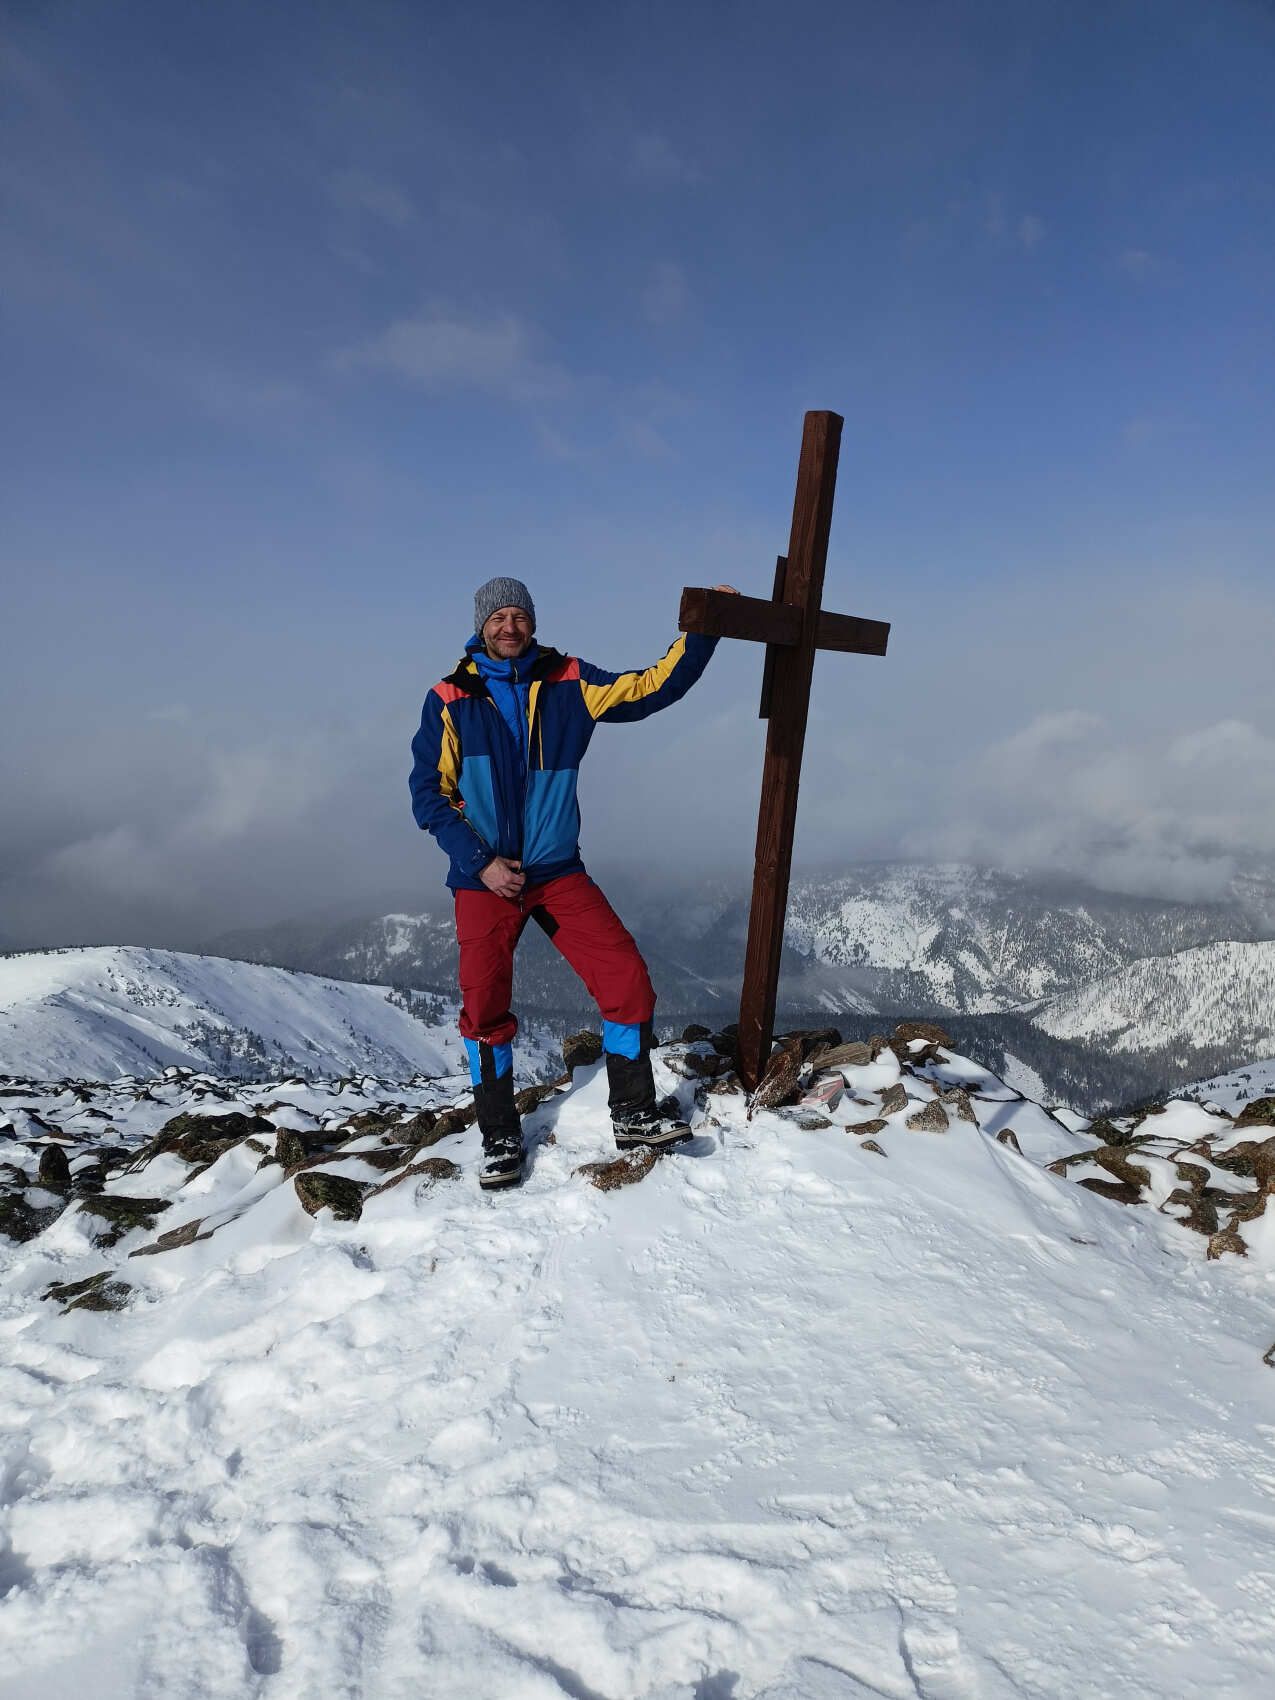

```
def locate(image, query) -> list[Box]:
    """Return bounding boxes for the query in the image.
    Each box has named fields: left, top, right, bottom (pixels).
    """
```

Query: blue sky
left=3, top=0, right=1274, bottom=946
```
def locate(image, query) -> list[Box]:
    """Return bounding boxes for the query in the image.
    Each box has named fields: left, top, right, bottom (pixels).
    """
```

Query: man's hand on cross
left=480, top=856, right=526, bottom=900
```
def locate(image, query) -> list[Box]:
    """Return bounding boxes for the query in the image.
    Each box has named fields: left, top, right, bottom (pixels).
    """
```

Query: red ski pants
left=454, top=871, right=656, bottom=1047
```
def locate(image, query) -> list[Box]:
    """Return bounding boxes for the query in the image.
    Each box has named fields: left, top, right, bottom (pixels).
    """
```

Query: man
left=410, top=575, right=735, bottom=1190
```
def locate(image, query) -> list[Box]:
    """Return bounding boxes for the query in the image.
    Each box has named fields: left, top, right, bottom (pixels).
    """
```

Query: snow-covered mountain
left=1031, top=937, right=1275, bottom=1056
left=214, top=861, right=1275, bottom=1021
left=0, top=946, right=484, bottom=1082
left=780, top=862, right=1275, bottom=1012
left=3, top=1029, right=1275, bottom=1697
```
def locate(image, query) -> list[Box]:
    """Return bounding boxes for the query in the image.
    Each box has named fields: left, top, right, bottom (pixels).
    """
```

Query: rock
left=1084, top=1115, right=1135, bottom=1149
left=76, top=1194, right=171, bottom=1247
left=860, top=1139, right=887, bottom=1156
left=276, top=1129, right=311, bottom=1171
left=1207, top=1223, right=1249, bottom=1260
left=808, top=1041, right=873, bottom=1071
left=749, top=1037, right=805, bottom=1113
left=782, top=1027, right=842, bottom=1061
left=0, top=1191, right=59, bottom=1243
left=1048, top=1146, right=1150, bottom=1195
left=43, top=1271, right=132, bottom=1312
left=130, top=1216, right=210, bottom=1257
left=368, top=1156, right=461, bottom=1199
left=1211, top=1136, right=1275, bottom=1187
left=681, top=1024, right=712, bottom=1043
left=37, top=1144, right=72, bottom=1190
left=1078, top=1177, right=1143, bottom=1205
left=1092, top=1147, right=1152, bottom=1193
left=867, top=1034, right=892, bottom=1059
left=293, top=1171, right=368, bottom=1221
left=905, top=1099, right=949, bottom=1134
left=782, top=1109, right=833, bottom=1130
left=878, top=1083, right=908, bottom=1116
left=850, top=1118, right=888, bottom=1136
left=575, top=1149, right=659, bottom=1190
left=892, top=1020, right=952, bottom=1050
left=709, top=1028, right=740, bottom=1066
left=996, top=1127, right=1022, bottom=1152
left=133, top=1110, right=271, bottom=1169
left=396, top=1109, right=438, bottom=1146
left=411, top=1157, right=462, bottom=1188
left=1161, top=1188, right=1218, bottom=1238
left=664, top=1049, right=726, bottom=1079
left=939, top=1087, right=978, bottom=1123
left=355, top=1145, right=411, bottom=1172
left=1224, top=1189, right=1271, bottom=1229
left=341, top=1109, right=399, bottom=1136
left=705, top=1073, right=744, bottom=1096
left=431, top=1103, right=478, bottom=1138
left=1235, top=1096, right=1275, bottom=1130
left=562, top=1030, right=604, bottom=1075
left=515, top=1081, right=564, bottom=1115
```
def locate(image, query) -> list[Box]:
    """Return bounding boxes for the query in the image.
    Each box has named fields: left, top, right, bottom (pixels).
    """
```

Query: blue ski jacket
left=410, top=629, right=718, bottom=890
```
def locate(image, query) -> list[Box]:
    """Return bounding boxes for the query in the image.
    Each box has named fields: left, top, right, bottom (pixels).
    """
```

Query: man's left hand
left=712, top=584, right=740, bottom=594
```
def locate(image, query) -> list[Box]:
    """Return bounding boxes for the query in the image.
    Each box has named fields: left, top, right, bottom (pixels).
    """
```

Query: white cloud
left=329, top=169, right=416, bottom=231
left=624, top=419, right=673, bottom=459
left=333, top=306, right=571, bottom=402
left=903, top=713, right=1275, bottom=902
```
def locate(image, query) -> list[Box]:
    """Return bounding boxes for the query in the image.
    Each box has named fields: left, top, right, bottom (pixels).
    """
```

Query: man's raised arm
left=577, top=585, right=738, bottom=725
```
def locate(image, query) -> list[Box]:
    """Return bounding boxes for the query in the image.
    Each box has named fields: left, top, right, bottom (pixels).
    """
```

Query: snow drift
left=2, top=1028, right=1275, bottom=1699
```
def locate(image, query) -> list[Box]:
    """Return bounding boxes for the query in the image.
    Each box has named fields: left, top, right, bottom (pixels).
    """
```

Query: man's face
left=482, top=605, right=534, bottom=660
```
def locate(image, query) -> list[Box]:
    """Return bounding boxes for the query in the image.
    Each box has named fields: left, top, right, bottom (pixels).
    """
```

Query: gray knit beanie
left=474, top=576, right=536, bottom=636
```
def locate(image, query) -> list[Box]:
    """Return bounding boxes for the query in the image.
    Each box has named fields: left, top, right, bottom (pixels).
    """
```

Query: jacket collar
left=445, top=642, right=565, bottom=698
left=471, top=639, right=541, bottom=684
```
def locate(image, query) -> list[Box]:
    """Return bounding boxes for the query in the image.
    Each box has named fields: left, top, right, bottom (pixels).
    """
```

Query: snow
left=3, top=1037, right=1275, bottom=1698
left=998, top=1050, right=1050, bottom=1105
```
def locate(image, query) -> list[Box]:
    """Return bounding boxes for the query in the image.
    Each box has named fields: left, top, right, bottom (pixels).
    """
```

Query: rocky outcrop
left=293, top=1172, right=368, bottom=1221
left=76, top=1195, right=172, bottom=1247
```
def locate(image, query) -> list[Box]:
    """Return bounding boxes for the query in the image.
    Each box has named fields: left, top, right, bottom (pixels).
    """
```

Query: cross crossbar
left=679, top=587, right=890, bottom=658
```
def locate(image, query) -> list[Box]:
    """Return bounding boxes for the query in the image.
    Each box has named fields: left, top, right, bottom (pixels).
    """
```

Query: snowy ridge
left=1032, top=937, right=1275, bottom=1054
left=0, top=946, right=516, bottom=1083
left=1179, top=1054, right=1275, bottom=1115
left=3, top=1032, right=1275, bottom=1697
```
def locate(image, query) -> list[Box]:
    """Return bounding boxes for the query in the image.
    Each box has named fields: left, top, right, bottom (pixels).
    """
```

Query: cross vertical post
left=736, top=412, right=842, bottom=1090
left=678, top=408, right=888, bottom=1093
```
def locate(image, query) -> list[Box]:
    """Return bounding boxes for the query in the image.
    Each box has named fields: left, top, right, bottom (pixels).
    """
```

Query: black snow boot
left=606, top=1021, right=692, bottom=1151
left=472, top=1047, right=524, bottom=1190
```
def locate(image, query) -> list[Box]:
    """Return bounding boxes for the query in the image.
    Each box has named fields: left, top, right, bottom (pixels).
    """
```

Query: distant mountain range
left=0, top=946, right=545, bottom=1084
left=203, top=861, right=1275, bottom=1111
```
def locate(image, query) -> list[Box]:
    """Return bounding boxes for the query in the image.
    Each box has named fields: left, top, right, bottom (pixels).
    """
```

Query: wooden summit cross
left=679, top=410, right=890, bottom=1092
